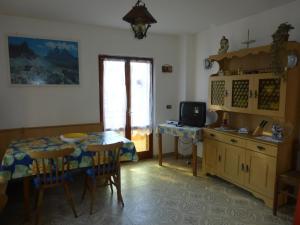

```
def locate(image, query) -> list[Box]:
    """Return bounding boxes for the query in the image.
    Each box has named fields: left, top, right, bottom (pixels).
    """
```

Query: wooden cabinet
left=244, top=151, right=276, bottom=198
left=209, top=74, right=286, bottom=117
left=205, top=42, right=300, bottom=209
left=203, top=128, right=279, bottom=207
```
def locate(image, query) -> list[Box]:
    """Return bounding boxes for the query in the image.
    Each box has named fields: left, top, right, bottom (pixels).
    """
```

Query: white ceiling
left=0, top=0, right=295, bottom=34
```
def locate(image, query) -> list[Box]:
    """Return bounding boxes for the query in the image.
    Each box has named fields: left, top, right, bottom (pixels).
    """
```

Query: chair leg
left=109, top=177, right=113, bottom=194
left=88, top=178, right=96, bottom=215
left=35, top=188, right=44, bottom=225
left=273, top=178, right=279, bottom=216
left=113, top=174, right=124, bottom=207
left=63, top=182, right=78, bottom=218
left=81, top=176, right=88, bottom=202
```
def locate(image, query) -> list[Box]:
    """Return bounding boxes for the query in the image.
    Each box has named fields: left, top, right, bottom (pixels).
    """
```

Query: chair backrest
left=29, top=148, right=74, bottom=187
left=87, top=142, right=123, bottom=176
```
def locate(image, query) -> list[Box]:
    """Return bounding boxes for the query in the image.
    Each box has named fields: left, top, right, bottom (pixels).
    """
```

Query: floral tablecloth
left=157, top=123, right=202, bottom=140
left=0, top=131, right=138, bottom=181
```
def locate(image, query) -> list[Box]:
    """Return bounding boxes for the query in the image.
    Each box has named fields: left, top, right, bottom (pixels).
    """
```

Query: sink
left=214, top=127, right=236, bottom=132
left=255, top=135, right=282, bottom=143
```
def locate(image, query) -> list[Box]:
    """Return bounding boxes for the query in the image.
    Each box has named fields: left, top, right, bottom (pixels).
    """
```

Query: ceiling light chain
left=135, top=0, right=144, bottom=7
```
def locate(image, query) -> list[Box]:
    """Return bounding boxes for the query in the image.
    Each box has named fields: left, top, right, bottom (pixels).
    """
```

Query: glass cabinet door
left=209, top=77, right=229, bottom=110
left=253, top=74, right=286, bottom=117
left=228, top=76, right=253, bottom=112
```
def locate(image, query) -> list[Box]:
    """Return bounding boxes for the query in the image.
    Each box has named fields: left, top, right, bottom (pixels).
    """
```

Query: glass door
left=228, top=76, right=253, bottom=113
left=99, top=56, right=153, bottom=159
left=208, top=76, right=230, bottom=111
left=102, top=59, right=127, bottom=135
left=253, top=74, right=286, bottom=117
left=130, top=61, right=152, bottom=158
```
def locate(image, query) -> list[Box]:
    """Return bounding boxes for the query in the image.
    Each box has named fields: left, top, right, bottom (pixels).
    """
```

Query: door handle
left=246, top=165, right=249, bottom=173
left=218, top=155, right=221, bottom=162
left=241, top=163, right=245, bottom=171
left=249, top=90, right=253, bottom=98
left=224, top=90, right=228, bottom=97
left=230, top=139, right=237, bottom=143
left=254, top=90, right=258, bottom=98
left=257, top=146, right=266, bottom=151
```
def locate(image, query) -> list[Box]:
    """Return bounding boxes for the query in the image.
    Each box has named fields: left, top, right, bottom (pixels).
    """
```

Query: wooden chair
left=29, top=148, right=78, bottom=225
left=273, top=170, right=300, bottom=215
left=81, top=142, right=124, bottom=214
left=294, top=186, right=300, bottom=225
left=0, top=181, right=7, bottom=212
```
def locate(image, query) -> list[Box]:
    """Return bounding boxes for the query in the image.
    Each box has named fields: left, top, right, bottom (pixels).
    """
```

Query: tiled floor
left=0, top=158, right=294, bottom=225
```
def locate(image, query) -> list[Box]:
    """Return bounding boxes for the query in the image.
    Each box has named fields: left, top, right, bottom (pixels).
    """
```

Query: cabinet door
left=208, top=77, right=230, bottom=111
left=252, top=74, right=286, bottom=117
left=244, top=151, right=276, bottom=198
left=221, top=144, right=245, bottom=186
left=203, top=138, right=218, bottom=175
left=228, top=76, right=254, bottom=113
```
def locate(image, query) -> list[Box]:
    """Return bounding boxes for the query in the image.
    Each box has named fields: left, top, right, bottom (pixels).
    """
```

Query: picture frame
left=162, top=64, right=173, bottom=73
left=7, top=35, right=80, bottom=85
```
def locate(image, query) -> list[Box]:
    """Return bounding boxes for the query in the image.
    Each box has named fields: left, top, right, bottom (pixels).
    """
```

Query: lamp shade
left=123, top=0, right=157, bottom=39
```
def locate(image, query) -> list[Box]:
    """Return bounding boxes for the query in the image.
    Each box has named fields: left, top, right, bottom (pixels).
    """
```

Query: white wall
left=178, top=34, right=197, bottom=101
left=0, top=15, right=182, bottom=154
left=191, top=0, right=300, bottom=103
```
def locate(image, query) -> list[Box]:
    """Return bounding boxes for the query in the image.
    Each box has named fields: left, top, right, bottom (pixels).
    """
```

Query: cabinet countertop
left=203, top=127, right=280, bottom=147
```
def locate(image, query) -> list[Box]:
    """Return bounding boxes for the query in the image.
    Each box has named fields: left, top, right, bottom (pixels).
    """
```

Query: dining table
left=0, top=131, right=138, bottom=220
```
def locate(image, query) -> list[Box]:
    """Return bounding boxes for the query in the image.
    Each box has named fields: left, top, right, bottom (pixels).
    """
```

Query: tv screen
left=179, top=101, right=206, bottom=127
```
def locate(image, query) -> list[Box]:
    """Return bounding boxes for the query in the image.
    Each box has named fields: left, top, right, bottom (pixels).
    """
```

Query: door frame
left=98, top=55, right=154, bottom=159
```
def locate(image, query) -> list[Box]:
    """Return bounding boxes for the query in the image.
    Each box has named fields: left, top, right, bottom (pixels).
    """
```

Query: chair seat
left=33, top=172, right=73, bottom=188
left=86, top=164, right=116, bottom=179
left=279, top=170, right=300, bottom=187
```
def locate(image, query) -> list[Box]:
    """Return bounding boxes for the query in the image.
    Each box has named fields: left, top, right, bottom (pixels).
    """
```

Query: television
left=179, top=101, right=206, bottom=127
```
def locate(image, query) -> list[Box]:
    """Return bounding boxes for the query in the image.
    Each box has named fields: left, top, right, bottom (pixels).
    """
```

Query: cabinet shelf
left=208, top=41, right=299, bottom=62
left=209, top=74, right=286, bottom=117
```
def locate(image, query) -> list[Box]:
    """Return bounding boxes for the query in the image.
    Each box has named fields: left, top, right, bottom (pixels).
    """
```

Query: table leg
left=174, top=136, right=179, bottom=159
left=158, top=133, right=162, bottom=166
left=192, top=143, right=197, bottom=176
left=23, top=176, right=31, bottom=221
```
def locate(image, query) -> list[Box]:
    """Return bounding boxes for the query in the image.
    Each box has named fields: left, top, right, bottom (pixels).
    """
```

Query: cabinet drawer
left=222, top=135, right=246, bottom=148
left=246, top=140, right=277, bottom=157
left=204, top=130, right=245, bottom=147
left=204, top=130, right=225, bottom=141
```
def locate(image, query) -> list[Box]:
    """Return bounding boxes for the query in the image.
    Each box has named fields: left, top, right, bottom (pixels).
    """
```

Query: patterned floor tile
left=0, top=159, right=293, bottom=225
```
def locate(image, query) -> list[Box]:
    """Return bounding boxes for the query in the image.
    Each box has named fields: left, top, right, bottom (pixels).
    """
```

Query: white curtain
left=103, top=60, right=126, bottom=131
left=130, top=61, right=152, bottom=135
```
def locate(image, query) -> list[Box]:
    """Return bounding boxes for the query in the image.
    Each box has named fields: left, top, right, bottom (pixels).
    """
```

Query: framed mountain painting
left=8, top=36, right=79, bottom=85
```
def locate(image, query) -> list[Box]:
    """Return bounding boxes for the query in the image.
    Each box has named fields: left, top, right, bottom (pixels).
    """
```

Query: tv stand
left=157, top=123, right=202, bottom=176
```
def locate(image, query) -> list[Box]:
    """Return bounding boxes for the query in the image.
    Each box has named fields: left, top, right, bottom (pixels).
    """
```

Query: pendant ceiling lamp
left=123, top=0, right=157, bottom=40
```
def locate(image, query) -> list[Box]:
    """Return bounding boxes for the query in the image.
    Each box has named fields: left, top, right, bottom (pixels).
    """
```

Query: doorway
left=99, top=55, right=153, bottom=159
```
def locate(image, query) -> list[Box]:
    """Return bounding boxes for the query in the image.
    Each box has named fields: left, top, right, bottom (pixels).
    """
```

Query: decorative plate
left=287, top=53, right=298, bottom=69
left=60, top=133, right=88, bottom=143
